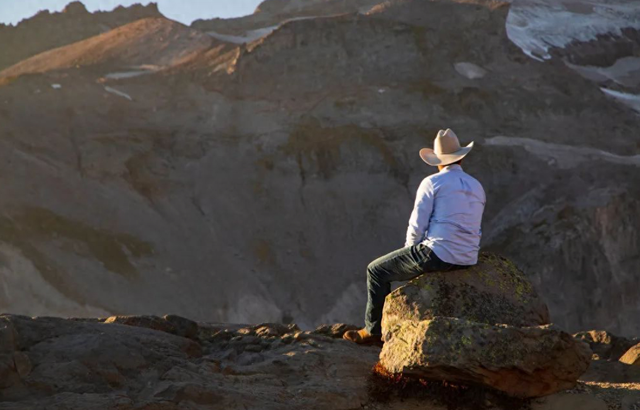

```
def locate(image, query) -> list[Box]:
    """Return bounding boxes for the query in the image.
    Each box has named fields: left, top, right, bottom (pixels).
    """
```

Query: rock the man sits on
left=344, top=128, right=486, bottom=345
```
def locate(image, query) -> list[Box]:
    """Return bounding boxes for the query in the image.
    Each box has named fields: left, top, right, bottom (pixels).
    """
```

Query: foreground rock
left=0, top=314, right=637, bottom=409
left=381, top=253, right=550, bottom=342
left=379, top=254, right=591, bottom=398
left=380, top=317, right=592, bottom=398
left=0, top=314, right=381, bottom=410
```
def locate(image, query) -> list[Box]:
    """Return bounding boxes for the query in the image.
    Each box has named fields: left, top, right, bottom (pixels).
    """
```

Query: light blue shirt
left=405, top=164, right=486, bottom=265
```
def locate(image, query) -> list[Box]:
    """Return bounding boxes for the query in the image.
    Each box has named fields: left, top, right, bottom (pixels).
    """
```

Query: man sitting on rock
left=344, top=129, right=486, bottom=345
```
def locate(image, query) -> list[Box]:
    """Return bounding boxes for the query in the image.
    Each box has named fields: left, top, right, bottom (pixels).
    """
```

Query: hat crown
left=434, top=129, right=462, bottom=155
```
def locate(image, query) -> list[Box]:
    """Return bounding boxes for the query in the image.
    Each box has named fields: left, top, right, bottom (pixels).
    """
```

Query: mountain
left=0, top=1, right=162, bottom=71
left=0, top=0, right=638, bottom=337
left=0, top=18, right=213, bottom=78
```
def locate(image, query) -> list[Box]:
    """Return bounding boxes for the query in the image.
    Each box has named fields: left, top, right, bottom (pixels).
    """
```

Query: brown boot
left=342, top=328, right=382, bottom=346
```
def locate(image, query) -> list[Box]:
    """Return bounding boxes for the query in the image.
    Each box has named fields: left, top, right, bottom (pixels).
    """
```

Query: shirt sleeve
left=405, top=178, right=435, bottom=247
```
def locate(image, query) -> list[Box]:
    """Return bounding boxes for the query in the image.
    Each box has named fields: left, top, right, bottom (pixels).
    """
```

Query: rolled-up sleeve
left=405, top=178, right=435, bottom=247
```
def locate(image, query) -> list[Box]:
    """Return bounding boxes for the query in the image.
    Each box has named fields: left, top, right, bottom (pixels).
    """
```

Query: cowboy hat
left=419, top=128, right=474, bottom=166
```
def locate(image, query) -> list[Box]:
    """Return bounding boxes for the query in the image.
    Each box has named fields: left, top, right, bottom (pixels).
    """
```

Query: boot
left=342, top=328, right=383, bottom=346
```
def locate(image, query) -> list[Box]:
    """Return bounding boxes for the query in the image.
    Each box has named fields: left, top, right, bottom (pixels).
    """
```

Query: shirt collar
left=440, top=164, right=463, bottom=173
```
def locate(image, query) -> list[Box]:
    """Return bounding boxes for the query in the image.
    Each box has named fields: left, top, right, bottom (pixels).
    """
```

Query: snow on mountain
left=506, top=0, right=640, bottom=61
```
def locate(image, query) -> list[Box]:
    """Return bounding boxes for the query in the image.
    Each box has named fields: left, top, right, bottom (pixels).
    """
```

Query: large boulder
left=379, top=317, right=592, bottom=398
left=381, top=253, right=550, bottom=341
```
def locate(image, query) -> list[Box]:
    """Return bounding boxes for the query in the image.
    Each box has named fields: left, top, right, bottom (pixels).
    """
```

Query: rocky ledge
left=0, top=313, right=638, bottom=409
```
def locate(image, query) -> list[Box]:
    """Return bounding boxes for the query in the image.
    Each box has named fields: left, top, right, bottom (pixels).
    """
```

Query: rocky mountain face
left=0, top=0, right=638, bottom=339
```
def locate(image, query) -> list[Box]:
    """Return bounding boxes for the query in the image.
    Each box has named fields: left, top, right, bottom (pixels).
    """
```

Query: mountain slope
left=0, top=18, right=213, bottom=79
left=0, top=1, right=163, bottom=71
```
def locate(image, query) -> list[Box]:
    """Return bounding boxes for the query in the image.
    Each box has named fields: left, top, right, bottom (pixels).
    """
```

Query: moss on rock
left=381, top=252, right=550, bottom=342
left=380, top=317, right=592, bottom=398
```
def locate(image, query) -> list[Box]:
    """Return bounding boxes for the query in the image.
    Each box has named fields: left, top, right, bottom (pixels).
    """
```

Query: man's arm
left=405, top=178, right=435, bottom=247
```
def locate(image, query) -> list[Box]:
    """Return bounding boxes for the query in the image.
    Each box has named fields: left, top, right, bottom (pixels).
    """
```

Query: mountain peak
left=62, top=1, right=88, bottom=15
left=254, top=0, right=290, bottom=14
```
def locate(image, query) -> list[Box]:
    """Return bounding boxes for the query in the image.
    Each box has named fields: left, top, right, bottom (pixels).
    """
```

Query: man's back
left=344, top=129, right=483, bottom=344
left=406, top=164, right=485, bottom=265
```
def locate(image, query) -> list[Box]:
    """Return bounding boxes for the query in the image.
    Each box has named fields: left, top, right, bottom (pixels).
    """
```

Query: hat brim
left=419, top=141, right=474, bottom=166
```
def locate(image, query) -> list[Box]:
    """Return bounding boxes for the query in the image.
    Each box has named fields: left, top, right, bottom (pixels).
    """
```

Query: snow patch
left=105, top=65, right=160, bottom=80
left=208, top=26, right=279, bottom=44
left=51, top=84, right=62, bottom=89
left=485, top=136, right=640, bottom=168
left=506, top=0, right=640, bottom=61
left=454, top=62, right=488, bottom=80
left=104, top=86, right=133, bottom=101
left=566, top=57, right=640, bottom=88
left=206, top=16, right=321, bottom=45
left=600, top=87, right=640, bottom=113
left=105, top=71, right=148, bottom=80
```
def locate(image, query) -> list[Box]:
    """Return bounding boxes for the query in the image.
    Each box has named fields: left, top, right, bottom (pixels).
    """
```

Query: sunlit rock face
left=0, top=0, right=638, bottom=337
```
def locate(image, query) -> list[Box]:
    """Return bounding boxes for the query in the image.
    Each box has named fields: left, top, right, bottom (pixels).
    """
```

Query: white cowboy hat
left=419, top=128, right=474, bottom=166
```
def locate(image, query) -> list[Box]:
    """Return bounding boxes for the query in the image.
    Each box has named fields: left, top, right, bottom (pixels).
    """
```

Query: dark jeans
left=365, top=243, right=460, bottom=335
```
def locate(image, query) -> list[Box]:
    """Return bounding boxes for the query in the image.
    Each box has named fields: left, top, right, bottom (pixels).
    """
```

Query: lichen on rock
left=379, top=253, right=593, bottom=398
left=381, top=252, right=550, bottom=343
left=380, top=317, right=592, bottom=398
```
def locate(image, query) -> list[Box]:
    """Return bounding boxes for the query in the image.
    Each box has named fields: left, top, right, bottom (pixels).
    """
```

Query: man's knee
left=367, top=260, right=381, bottom=280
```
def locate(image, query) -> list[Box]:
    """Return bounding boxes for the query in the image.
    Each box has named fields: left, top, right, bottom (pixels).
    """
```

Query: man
left=343, top=129, right=486, bottom=345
